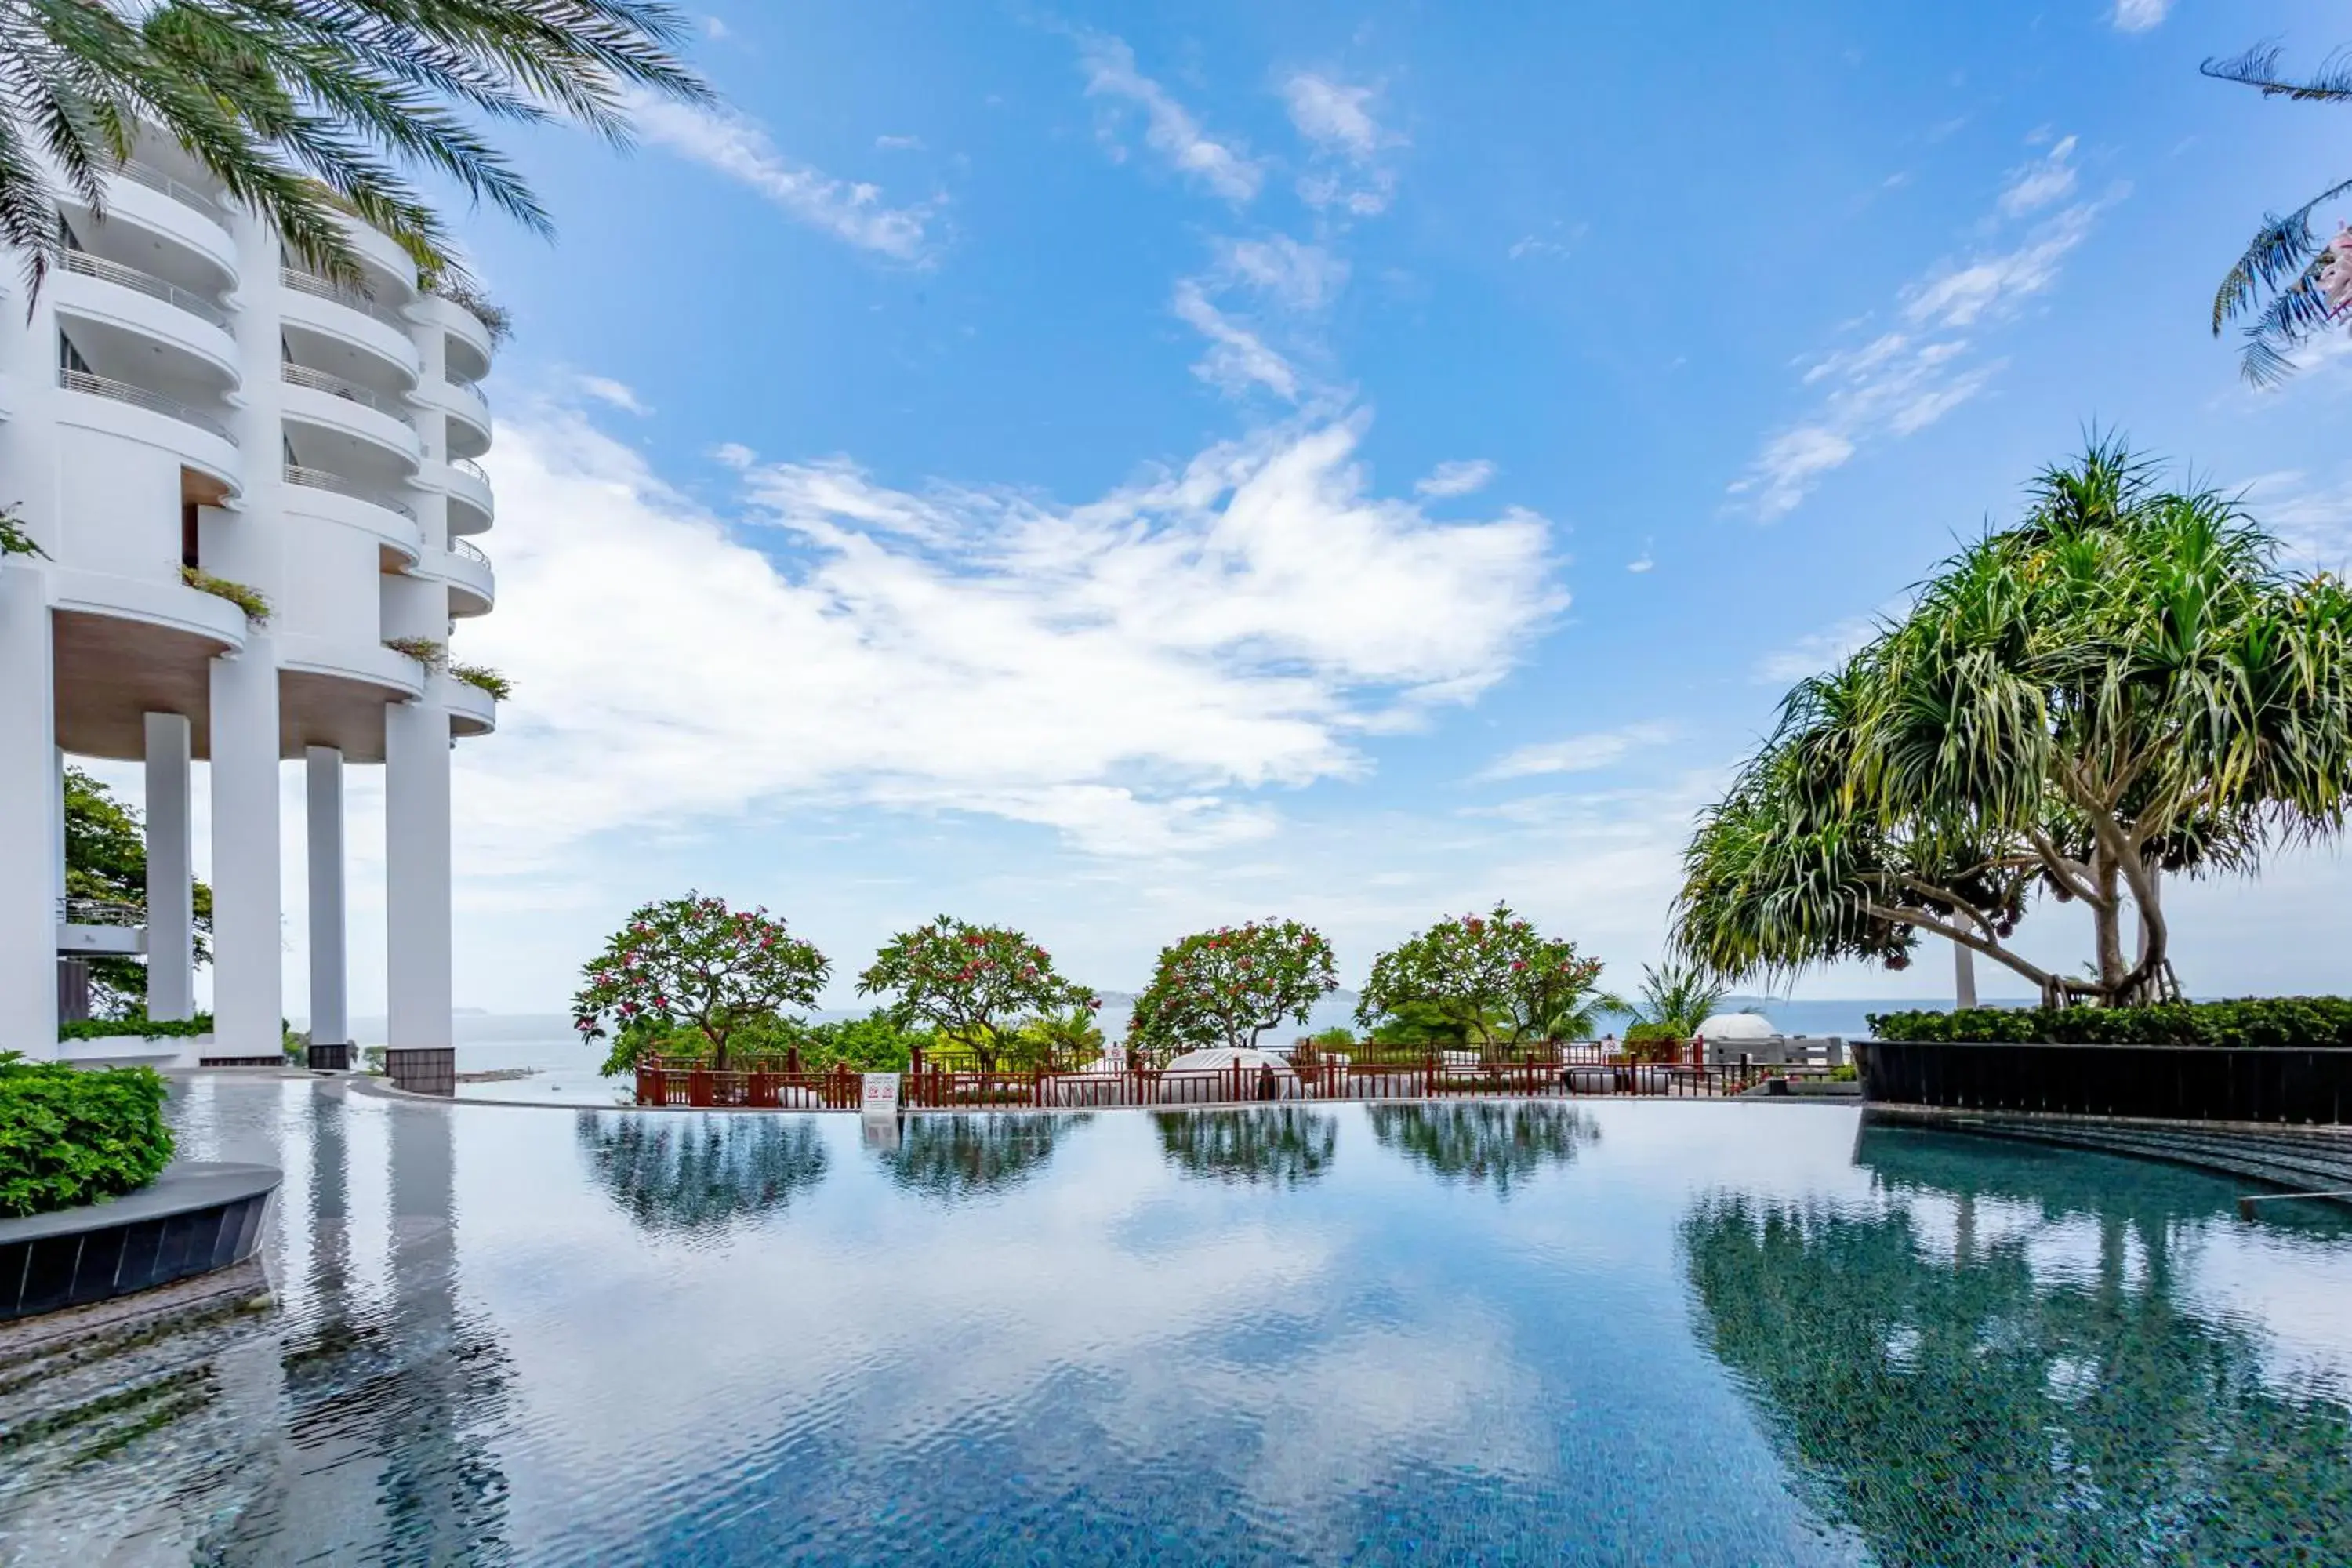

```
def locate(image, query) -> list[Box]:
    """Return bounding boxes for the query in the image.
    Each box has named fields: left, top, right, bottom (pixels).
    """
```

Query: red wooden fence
left=634, top=1041, right=1782, bottom=1110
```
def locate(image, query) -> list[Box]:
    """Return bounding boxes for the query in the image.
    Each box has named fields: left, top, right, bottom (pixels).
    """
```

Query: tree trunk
left=2092, top=855, right=2129, bottom=1000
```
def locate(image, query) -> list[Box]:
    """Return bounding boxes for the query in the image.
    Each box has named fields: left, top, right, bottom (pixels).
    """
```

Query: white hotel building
left=0, top=136, right=499, bottom=1076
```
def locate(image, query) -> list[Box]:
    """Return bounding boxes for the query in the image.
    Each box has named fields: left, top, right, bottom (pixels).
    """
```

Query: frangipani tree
left=1677, top=441, right=2352, bottom=1006
left=1357, top=904, right=1613, bottom=1047
left=857, top=917, right=1096, bottom=1074
left=572, top=895, right=829, bottom=1073
left=1127, top=920, right=1338, bottom=1059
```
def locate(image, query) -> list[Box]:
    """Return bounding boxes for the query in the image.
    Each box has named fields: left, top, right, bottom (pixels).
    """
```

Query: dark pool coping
left=0, top=1163, right=281, bottom=1247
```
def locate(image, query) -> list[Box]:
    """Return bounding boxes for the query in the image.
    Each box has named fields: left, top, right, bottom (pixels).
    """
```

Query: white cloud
left=629, top=96, right=936, bottom=260
left=875, top=134, right=926, bottom=152
left=1216, top=236, right=1348, bottom=312
left=2241, top=470, right=2352, bottom=573
left=1752, top=615, right=1881, bottom=686
left=1508, top=226, right=1586, bottom=261
left=1732, top=146, right=2116, bottom=521
left=2111, top=0, right=2171, bottom=33
left=1997, top=135, right=2078, bottom=218
left=1626, top=550, right=1653, bottom=574
left=703, top=15, right=728, bottom=39
left=578, top=376, right=650, bottom=416
left=1414, top=459, right=1496, bottom=499
left=1283, top=72, right=1401, bottom=215
left=1172, top=280, right=1301, bottom=401
left=1479, top=723, right=1678, bottom=782
left=711, top=441, right=757, bottom=470
left=1079, top=34, right=1263, bottom=203
left=456, top=405, right=1559, bottom=868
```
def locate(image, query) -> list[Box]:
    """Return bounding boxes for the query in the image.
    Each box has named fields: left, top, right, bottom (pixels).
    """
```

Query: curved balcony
left=332, top=217, right=419, bottom=296
left=48, top=564, right=250, bottom=653
left=278, top=268, right=419, bottom=378
left=53, top=252, right=238, bottom=383
left=56, top=368, right=239, bottom=492
left=441, top=672, right=499, bottom=738
left=417, top=536, right=495, bottom=616
left=409, top=292, right=495, bottom=383
left=281, top=362, right=420, bottom=466
left=412, top=372, right=492, bottom=459
left=430, top=456, right=494, bottom=534
left=282, top=464, right=423, bottom=562
left=95, top=164, right=238, bottom=279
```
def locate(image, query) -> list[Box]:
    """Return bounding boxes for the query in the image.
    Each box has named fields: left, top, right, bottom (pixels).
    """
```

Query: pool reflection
left=576, top=1110, right=829, bottom=1235
left=873, top=1112, right=1088, bottom=1200
left=1366, top=1101, right=1599, bottom=1196
left=1155, top=1108, right=1338, bottom=1187
left=1682, top=1120, right=2352, bottom=1566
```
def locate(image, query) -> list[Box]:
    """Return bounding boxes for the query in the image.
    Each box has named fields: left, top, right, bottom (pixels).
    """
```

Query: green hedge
left=0, top=1054, right=175, bottom=1218
left=1867, top=998, right=2352, bottom=1050
left=59, top=1014, right=212, bottom=1041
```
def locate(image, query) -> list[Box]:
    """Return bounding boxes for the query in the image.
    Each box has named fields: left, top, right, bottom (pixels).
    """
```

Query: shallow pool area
left=2, top=1083, right=2348, bottom=1565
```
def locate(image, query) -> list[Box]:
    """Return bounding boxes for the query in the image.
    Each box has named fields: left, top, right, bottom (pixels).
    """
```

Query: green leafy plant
left=0, top=503, right=44, bottom=558
left=1127, top=919, right=1338, bottom=1058
left=0, top=1054, right=174, bottom=1218
left=1867, top=998, right=2352, bottom=1049
left=1627, top=959, right=1726, bottom=1039
left=1358, top=904, right=1613, bottom=1047
left=384, top=635, right=445, bottom=668
left=0, top=2, right=709, bottom=296
left=59, top=1014, right=212, bottom=1041
left=858, top=916, right=1096, bottom=1075
left=448, top=662, right=511, bottom=700
left=181, top=565, right=269, bottom=622
left=574, top=894, right=830, bottom=1073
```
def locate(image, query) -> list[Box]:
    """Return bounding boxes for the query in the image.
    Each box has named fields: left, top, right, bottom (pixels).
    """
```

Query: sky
left=149, top=0, right=2352, bottom=1018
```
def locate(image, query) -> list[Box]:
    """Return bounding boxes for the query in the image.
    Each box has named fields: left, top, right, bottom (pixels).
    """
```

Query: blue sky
left=288, top=0, right=2352, bottom=1016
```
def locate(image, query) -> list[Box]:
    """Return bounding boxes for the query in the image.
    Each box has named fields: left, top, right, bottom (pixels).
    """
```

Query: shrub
left=1, top=504, right=45, bottom=558
left=181, top=566, right=270, bottom=623
left=0, top=1054, right=175, bottom=1218
left=59, top=1014, right=212, bottom=1041
left=448, top=662, right=511, bottom=700
left=1867, top=998, right=2352, bottom=1049
left=385, top=635, right=446, bottom=668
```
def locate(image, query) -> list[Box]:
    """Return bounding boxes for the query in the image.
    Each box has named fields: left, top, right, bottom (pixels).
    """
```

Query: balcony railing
left=60, top=249, right=230, bottom=328
left=284, top=464, right=416, bottom=521
left=114, top=162, right=223, bottom=215
left=451, top=456, right=491, bottom=485
left=60, top=368, right=235, bottom=444
left=58, top=897, right=143, bottom=928
left=281, top=361, right=412, bottom=426
left=280, top=267, right=408, bottom=332
left=450, top=535, right=490, bottom=568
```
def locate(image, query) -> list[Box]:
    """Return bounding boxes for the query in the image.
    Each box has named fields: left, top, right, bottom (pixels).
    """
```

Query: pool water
left=2, top=1083, right=2349, bottom=1565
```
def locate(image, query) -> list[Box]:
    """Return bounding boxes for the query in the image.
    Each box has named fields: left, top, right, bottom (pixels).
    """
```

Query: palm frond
left=2202, top=43, right=2352, bottom=103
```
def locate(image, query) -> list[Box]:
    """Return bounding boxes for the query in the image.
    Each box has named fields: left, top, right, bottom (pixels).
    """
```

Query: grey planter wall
left=1856, top=1039, right=2352, bottom=1125
left=0, top=1161, right=280, bottom=1322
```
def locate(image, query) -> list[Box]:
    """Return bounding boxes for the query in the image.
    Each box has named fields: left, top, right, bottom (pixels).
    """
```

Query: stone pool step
left=1900, top=1111, right=2352, bottom=1203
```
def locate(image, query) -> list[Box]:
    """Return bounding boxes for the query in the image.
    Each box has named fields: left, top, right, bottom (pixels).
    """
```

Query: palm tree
left=2205, top=44, right=2352, bottom=382
left=0, top=0, right=710, bottom=292
left=1676, top=440, right=2352, bottom=1006
left=1628, top=959, right=1723, bottom=1038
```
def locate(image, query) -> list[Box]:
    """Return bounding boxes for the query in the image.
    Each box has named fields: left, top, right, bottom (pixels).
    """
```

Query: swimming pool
left=2, top=1082, right=2347, bottom=1564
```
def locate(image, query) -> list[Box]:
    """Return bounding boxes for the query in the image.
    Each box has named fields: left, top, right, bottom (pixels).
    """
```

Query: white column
left=144, top=712, right=195, bottom=1021
left=0, top=568, right=59, bottom=1058
left=385, top=696, right=452, bottom=1051
left=306, top=746, right=348, bottom=1046
left=1952, top=939, right=1978, bottom=1010
left=209, top=639, right=282, bottom=1055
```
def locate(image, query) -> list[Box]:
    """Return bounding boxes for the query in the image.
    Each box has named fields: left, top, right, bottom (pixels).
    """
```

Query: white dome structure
left=1163, top=1047, right=1301, bottom=1100
left=1696, top=1011, right=1777, bottom=1041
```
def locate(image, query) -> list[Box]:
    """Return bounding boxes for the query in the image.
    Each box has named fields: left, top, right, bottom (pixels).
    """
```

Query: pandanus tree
left=857, top=917, right=1097, bottom=1074
left=0, top=0, right=710, bottom=290
left=1677, top=441, right=2352, bottom=1007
